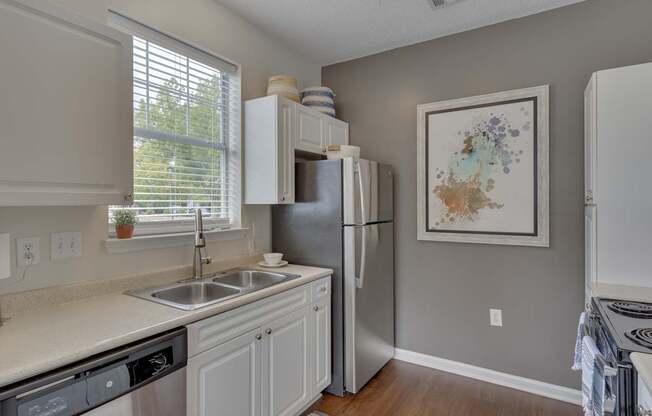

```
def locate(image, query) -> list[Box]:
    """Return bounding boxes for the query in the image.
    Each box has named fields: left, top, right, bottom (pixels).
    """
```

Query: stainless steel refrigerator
left=272, top=158, right=394, bottom=396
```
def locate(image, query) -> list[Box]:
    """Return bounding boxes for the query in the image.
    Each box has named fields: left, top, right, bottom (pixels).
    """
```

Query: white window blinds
left=109, top=13, right=241, bottom=231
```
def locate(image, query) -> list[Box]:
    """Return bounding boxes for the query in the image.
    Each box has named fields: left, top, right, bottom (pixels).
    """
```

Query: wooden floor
left=311, top=360, right=581, bottom=416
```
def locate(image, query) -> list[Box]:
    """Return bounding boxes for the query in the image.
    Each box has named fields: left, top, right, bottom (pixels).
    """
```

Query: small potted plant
left=112, top=209, right=137, bottom=239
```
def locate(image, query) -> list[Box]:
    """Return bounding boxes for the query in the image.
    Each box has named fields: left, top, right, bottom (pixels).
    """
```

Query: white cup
left=263, top=253, right=283, bottom=265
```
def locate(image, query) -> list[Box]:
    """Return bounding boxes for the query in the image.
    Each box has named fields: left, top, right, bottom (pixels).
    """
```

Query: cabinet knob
left=319, top=287, right=327, bottom=293
left=265, top=328, right=272, bottom=335
left=314, top=306, right=319, bottom=312
left=255, top=334, right=262, bottom=340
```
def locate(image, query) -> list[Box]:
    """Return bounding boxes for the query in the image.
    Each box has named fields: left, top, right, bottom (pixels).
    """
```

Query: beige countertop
left=0, top=263, right=332, bottom=389
left=632, top=353, right=652, bottom=389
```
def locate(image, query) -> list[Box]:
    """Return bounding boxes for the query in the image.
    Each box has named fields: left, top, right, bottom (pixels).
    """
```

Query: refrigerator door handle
left=357, top=160, right=368, bottom=225
left=356, top=226, right=367, bottom=289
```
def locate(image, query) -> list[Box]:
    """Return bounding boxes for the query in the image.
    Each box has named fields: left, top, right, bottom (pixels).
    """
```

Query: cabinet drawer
left=188, top=284, right=310, bottom=357
left=311, top=277, right=331, bottom=302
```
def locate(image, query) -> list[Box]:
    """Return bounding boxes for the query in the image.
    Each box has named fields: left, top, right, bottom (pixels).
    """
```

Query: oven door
left=589, top=312, right=636, bottom=416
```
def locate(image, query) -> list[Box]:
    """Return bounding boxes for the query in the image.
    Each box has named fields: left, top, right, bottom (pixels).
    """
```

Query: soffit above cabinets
left=214, top=0, right=586, bottom=65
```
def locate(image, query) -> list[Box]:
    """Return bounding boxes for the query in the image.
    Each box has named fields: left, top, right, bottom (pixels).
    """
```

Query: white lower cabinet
left=311, top=298, right=331, bottom=394
left=187, top=328, right=262, bottom=416
left=187, top=277, right=332, bottom=416
left=264, top=307, right=311, bottom=416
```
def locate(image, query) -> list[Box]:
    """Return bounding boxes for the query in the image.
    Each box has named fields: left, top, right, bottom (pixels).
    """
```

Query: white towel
left=581, top=335, right=614, bottom=416
left=592, top=361, right=608, bottom=416
left=582, top=335, right=599, bottom=415
left=573, top=312, right=587, bottom=371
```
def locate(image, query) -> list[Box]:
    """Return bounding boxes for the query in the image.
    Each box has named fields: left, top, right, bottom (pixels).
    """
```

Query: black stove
left=626, top=328, right=652, bottom=348
left=595, top=298, right=652, bottom=357
left=608, top=301, right=652, bottom=319
left=590, top=298, right=652, bottom=416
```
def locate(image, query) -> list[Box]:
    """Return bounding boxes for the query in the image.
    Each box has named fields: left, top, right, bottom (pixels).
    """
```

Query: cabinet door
left=585, top=205, right=597, bottom=303
left=278, top=99, right=295, bottom=204
left=188, top=328, right=263, bottom=416
left=311, top=298, right=331, bottom=396
left=584, top=74, right=597, bottom=206
left=295, top=105, right=325, bottom=154
left=0, top=0, right=133, bottom=206
left=263, top=307, right=311, bottom=416
left=326, top=119, right=349, bottom=149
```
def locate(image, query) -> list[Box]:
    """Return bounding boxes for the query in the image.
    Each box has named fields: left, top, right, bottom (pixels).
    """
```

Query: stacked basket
left=266, top=75, right=300, bottom=102
left=300, top=86, right=336, bottom=117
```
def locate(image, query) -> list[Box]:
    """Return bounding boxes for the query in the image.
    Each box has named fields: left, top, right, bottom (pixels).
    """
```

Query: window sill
left=104, top=227, right=249, bottom=254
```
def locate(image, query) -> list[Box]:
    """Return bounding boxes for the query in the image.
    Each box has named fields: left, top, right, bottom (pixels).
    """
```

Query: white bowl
left=263, top=253, right=284, bottom=265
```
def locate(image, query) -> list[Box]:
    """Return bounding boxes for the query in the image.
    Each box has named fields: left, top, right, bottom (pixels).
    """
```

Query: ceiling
left=215, top=0, right=586, bottom=65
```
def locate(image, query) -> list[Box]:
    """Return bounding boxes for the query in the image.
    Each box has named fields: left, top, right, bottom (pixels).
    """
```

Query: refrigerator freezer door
left=344, top=222, right=395, bottom=394
left=344, top=159, right=394, bottom=225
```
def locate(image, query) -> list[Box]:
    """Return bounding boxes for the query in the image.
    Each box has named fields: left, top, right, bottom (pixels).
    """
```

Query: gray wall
left=323, top=0, right=652, bottom=388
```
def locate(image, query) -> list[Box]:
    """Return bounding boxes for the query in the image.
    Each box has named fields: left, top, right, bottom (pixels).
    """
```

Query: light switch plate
left=0, top=233, right=10, bottom=279
left=69, top=232, right=82, bottom=258
left=51, top=232, right=82, bottom=260
left=17, top=237, right=40, bottom=267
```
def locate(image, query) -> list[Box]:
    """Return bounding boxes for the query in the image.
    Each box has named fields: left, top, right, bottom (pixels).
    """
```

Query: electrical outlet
left=51, top=232, right=82, bottom=260
left=490, top=309, right=503, bottom=327
left=17, top=237, right=40, bottom=267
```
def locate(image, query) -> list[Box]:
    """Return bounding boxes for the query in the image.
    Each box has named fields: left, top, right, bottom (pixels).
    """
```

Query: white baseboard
left=394, top=348, right=581, bottom=405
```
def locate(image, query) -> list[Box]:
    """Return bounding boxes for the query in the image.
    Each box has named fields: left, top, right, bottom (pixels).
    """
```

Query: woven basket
left=267, top=75, right=300, bottom=102
left=301, top=86, right=336, bottom=117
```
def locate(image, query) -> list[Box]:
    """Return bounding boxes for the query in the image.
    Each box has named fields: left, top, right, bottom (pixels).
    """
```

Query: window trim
left=108, top=10, right=243, bottom=237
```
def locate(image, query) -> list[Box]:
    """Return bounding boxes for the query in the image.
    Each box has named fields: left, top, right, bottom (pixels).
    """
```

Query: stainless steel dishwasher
left=0, top=328, right=187, bottom=416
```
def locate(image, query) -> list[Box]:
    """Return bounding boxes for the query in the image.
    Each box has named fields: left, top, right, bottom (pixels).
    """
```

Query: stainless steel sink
left=212, top=270, right=290, bottom=290
left=126, top=268, right=301, bottom=311
left=153, top=282, right=240, bottom=306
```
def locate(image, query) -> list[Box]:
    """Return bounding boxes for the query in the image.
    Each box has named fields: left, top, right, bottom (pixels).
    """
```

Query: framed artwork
left=417, top=85, right=549, bottom=246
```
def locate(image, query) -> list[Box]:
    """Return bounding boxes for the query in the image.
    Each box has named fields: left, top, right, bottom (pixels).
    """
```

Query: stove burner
left=626, top=328, right=652, bottom=348
left=608, top=301, right=652, bottom=318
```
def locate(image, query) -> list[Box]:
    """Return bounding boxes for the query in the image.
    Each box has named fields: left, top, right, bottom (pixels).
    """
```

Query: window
left=109, top=13, right=241, bottom=235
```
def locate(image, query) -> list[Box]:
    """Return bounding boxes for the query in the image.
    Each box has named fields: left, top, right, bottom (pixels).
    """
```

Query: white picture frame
left=417, top=85, right=549, bottom=247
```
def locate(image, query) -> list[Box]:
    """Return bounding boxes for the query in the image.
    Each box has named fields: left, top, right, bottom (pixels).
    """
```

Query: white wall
left=0, top=0, right=321, bottom=295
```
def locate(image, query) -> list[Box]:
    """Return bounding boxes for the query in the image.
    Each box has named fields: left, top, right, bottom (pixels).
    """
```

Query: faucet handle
left=203, top=256, right=212, bottom=265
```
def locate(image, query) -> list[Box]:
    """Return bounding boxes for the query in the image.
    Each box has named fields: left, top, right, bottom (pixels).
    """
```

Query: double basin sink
left=127, top=269, right=301, bottom=311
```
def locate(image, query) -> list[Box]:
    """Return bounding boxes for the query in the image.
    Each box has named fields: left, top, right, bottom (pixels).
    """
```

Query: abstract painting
left=417, top=86, right=549, bottom=246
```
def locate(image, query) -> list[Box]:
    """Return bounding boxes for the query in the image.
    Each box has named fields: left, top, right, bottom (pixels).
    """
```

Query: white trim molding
left=104, top=227, right=249, bottom=254
left=394, top=348, right=581, bottom=406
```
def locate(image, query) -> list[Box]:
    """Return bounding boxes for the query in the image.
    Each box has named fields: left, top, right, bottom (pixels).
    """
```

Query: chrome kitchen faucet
left=193, top=208, right=212, bottom=279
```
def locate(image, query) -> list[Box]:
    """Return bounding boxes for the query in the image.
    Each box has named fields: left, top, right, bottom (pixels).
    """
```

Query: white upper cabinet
left=295, top=105, right=325, bottom=154
left=585, top=62, right=652, bottom=293
left=325, top=118, right=349, bottom=149
left=245, top=96, right=349, bottom=204
left=0, top=0, right=133, bottom=206
left=245, top=95, right=295, bottom=204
